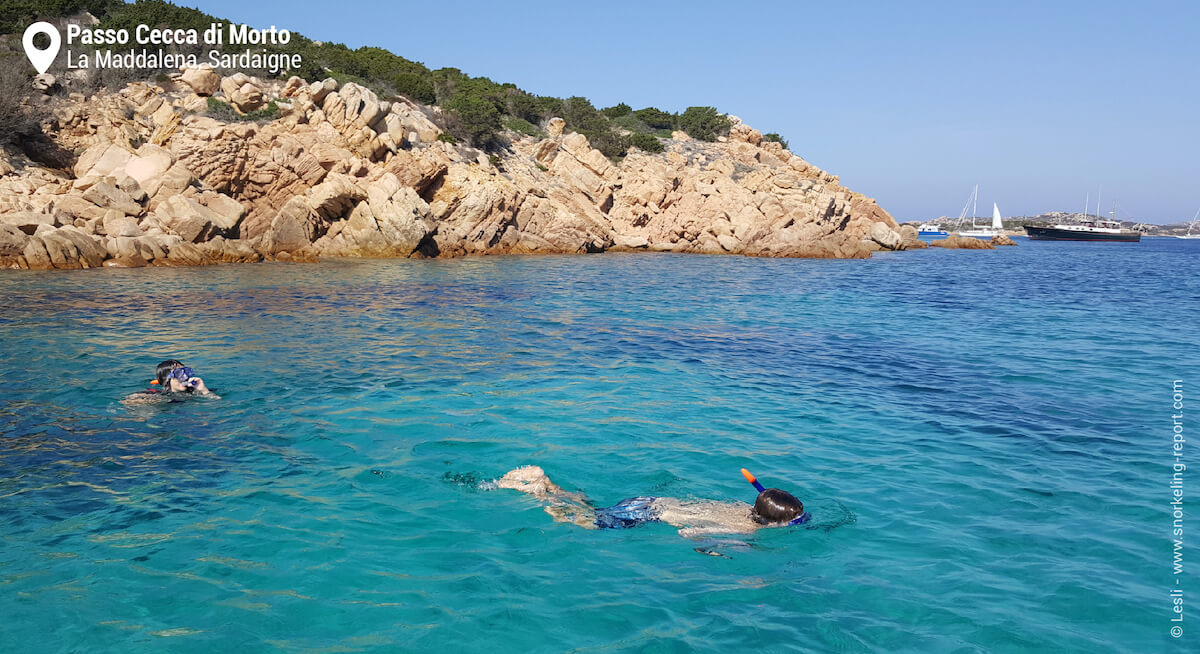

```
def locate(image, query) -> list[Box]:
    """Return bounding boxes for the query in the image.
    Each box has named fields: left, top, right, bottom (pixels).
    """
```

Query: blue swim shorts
left=594, top=496, right=660, bottom=529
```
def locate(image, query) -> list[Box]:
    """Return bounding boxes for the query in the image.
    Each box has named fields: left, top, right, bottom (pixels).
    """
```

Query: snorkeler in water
left=122, top=359, right=217, bottom=405
left=496, top=466, right=808, bottom=538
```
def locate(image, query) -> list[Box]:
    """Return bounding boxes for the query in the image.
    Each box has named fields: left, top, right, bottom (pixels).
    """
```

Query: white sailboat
left=956, top=185, right=1002, bottom=239
left=1176, top=208, right=1200, bottom=239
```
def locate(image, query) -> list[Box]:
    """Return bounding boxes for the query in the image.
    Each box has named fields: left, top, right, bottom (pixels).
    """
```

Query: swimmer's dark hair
left=752, top=488, right=804, bottom=524
left=155, top=360, right=184, bottom=387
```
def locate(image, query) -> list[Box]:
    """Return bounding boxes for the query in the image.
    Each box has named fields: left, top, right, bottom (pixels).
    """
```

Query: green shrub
left=628, top=132, right=664, bottom=153
left=560, top=96, right=604, bottom=131
left=502, top=116, right=543, bottom=138
left=611, top=114, right=674, bottom=138
left=393, top=72, right=436, bottom=104
left=632, top=107, right=676, bottom=130
left=446, top=91, right=501, bottom=148
left=243, top=101, right=281, bottom=122
left=205, top=97, right=279, bottom=122
left=556, top=96, right=630, bottom=159
left=205, top=97, right=238, bottom=121
left=677, top=106, right=731, bottom=142
left=763, top=132, right=789, bottom=150
left=437, top=132, right=458, bottom=144
left=585, top=130, right=631, bottom=160
left=601, top=102, right=631, bottom=118
left=610, top=114, right=645, bottom=132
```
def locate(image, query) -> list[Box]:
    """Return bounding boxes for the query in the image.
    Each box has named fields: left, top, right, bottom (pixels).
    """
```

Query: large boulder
left=0, top=211, right=57, bottom=235
left=196, top=191, right=245, bottom=232
left=34, top=226, right=108, bottom=269
left=264, top=195, right=317, bottom=253
left=312, top=173, right=433, bottom=257
left=220, top=73, right=264, bottom=113
left=155, top=195, right=238, bottom=243
left=23, top=236, right=54, bottom=269
left=74, top=143, right=132, bottom=187
left=394, top=103, right=440, bottom=143
left=898, top=224, right=928, bottom=250
left=280, top=76, right=307, bottom=98
left=81, top=180, right=142, bottom=216
left=102, top=210, right=141, bottom=237
left=179, top=67, right=221, bottom=96
left=308, top=78, right=337, bottom=104
left=308, top=173, right=367, bottom=222
left=52, top=195, right=108, bottom=223
left=231, top=83, right=264, bottom=113
left=868, top=221, right=902, bottom=250
left=931, top=235, right=996, bottom=249
left=990, top=234, right=1018, bottom=246
left=124, top=144, right=174, bottom=197
left=0, top=223, right=28, bottom=258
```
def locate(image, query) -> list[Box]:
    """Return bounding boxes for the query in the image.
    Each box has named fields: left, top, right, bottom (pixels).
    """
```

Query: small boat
left=918, top=223, right=948, bottom=236
left=1024, top=219, right=1141, bottom=242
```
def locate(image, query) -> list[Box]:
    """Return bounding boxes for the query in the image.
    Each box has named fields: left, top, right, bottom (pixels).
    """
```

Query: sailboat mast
left=1096, top=185, right=1101, bottom=220
left=1084, top=192, right=1089, bottom=218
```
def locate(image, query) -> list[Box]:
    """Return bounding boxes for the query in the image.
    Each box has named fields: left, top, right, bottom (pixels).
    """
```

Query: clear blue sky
left=188, top=0, right=1197, bottom=223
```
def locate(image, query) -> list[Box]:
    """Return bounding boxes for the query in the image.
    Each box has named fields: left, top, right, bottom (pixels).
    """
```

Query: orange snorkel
left=741, top=468, right=767, bottom=493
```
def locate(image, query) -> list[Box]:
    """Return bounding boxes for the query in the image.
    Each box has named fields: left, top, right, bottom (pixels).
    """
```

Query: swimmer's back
left=652, top=498, right=758, bottom=535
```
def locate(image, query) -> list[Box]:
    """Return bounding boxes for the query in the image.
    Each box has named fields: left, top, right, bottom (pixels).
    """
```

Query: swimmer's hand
left=187, top=377, right=215, bottom=396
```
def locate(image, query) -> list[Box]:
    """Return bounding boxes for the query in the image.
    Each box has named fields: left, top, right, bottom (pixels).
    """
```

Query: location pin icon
left=23, top=22, right=61, bottom=75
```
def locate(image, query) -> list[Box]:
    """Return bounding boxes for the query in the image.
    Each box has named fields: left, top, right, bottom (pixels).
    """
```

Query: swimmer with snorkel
left=122, top=359, right=218, bottom=405
left=496, top=466, right=808, bottom=538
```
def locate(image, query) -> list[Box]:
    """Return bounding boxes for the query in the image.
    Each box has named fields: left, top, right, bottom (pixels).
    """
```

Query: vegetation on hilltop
left=1, top=0, right=787, bottom=158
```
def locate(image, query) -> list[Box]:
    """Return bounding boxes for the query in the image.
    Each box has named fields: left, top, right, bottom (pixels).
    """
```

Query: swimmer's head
left=154, top=360, right=198, bottom=389
left=154, top=360, right=184, bottom=386
left=751, top=488, right=804, bottom=525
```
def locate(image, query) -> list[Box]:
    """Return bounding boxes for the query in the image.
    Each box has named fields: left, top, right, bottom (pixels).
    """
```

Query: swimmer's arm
left=676, top=525, right=754, bottom=539
left=544, top=504, right=598, bottom=529
left=121, top=392, right=161, bottom=406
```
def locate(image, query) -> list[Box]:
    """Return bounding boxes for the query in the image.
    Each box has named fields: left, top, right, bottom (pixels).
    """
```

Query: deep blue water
left=1, top=237, right=1197, bottom=652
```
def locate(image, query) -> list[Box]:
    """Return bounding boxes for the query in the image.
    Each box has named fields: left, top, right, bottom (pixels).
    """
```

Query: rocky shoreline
left=0, top=72, right=927, bottom=271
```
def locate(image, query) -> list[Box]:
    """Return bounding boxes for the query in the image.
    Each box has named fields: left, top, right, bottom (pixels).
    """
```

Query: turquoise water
left=1, top=238, right=1197, bottom=652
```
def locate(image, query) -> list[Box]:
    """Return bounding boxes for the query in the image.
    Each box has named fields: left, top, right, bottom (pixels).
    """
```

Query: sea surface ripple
left=1, top=238, right=1197, bottom=652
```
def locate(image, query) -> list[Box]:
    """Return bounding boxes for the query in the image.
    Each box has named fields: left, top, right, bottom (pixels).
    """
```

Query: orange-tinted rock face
left=0, top=75, right=909, bottom=270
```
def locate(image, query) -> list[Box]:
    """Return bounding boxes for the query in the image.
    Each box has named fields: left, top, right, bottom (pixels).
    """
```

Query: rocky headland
left=0, top=72, right=923, bottom=270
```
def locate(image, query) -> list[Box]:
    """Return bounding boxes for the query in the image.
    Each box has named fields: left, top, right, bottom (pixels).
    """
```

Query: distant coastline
left=902, top=211, right=1190, bottom=237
